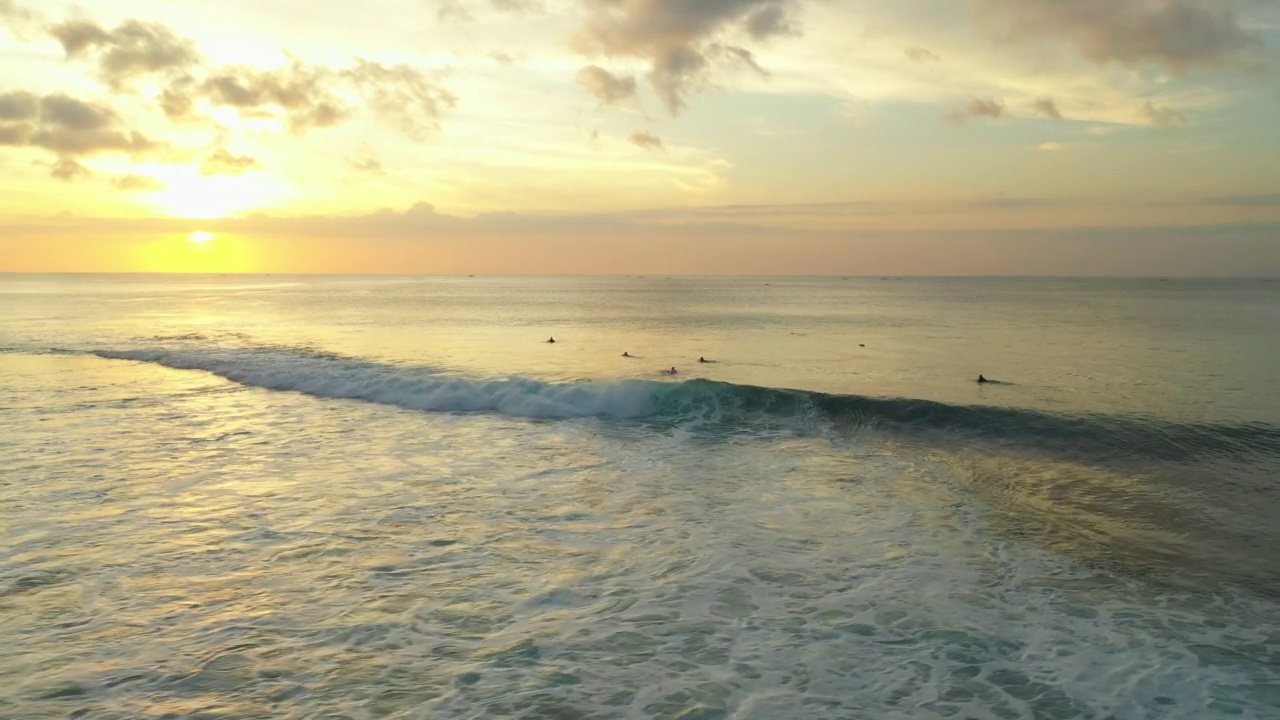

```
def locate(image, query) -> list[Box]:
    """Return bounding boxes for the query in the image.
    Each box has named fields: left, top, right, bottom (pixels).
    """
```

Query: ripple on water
left=1, top=359, right=1278, bottom=719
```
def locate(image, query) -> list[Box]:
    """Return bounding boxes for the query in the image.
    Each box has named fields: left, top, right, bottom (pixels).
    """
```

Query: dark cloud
left=347, top=153, right=385, bottom=175
left=152, top=55, right=454, bottom=137
left=577, top=65, right=638, bottom=105
left=744, top=4, right=793, bottom=39
left=28, top=12, right=458, bottom=141
left=0, top=0, right=42, bottom=39
left=575, top=0, right=799, bottom=115
left=199, top=57, right=350, bottom=133
left=344, top=60, right=457, bottom=138
left=973, top=0, right=1265, bottom=74
left=50, top=18, right=201, bottom=89
left=1141, top=101, right=1186, bottom=128
left=629, top=129, right=664, bottom=151
left=0, top=90, right=39, bottom=120
left=904, top=46, right=940, bottom=63
left=1031, top=96, right=1062, bottom=119
left=200, top=148, right=259, bottom=176
left=943, top=97, right=1004, bottom=124
left=111, top=173, right=163, bottom=191
left=0, top=92, right=157, bottom=157
left=49, top=157, right=90, bottom=180
left=40, top=94, right=115, bottom=131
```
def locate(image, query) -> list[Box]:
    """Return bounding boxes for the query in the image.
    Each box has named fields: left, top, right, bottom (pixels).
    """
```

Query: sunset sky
left=2, top=0, right=1278, bottom=274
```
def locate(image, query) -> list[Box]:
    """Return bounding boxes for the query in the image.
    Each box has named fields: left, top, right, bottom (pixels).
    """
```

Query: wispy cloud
left=200, top=148, right=258, bottom=176
left=904, top=46, right=940, bottom=63
left=1031, top=96, right=1062, bottom=120
left=1141, top=100, right=1187, bottom=128
left=576, top=65, right=638, bottom=106
left=111, top=173, right=163, bottom=191
left=574, top=0, right=799, bottom=114
left=0, top=91, right=159, bottom=174
left=629, top=130, right=664, bottom=152
left=973, top=0, right=1266, bottom=73
left=943, top=96, right=1004, bottom=124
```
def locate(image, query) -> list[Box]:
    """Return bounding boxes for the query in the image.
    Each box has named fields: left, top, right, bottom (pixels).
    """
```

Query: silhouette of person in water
left=547, top=337, right=555, bottom=344
left=667, top=367, right=678, bottom=375
left=698, top=356, right=709, bottom=363
left=622, top=351, right=631, bottom=357
left=977, top=374, right=988, bottom=383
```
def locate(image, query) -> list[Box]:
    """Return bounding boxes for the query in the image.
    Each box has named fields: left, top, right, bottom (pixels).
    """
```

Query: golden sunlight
left=142, top=169, right=294, bottom=220
left=134, top=234, right=259, bottom=273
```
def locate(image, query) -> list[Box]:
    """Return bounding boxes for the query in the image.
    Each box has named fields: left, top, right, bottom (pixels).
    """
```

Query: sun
left=188, top=231, right=216, bottom=244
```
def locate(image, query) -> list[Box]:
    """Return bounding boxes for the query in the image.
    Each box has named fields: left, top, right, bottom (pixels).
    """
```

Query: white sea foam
left=96, top=347, right=664, bottom=419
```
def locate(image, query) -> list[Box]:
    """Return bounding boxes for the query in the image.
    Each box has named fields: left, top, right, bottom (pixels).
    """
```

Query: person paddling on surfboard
left=977, top=374, right=988, bottom=383
left=546, top=337, right=556, bottom=343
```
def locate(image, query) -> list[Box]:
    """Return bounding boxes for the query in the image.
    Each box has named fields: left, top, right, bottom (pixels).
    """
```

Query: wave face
left=95, top=346, right=1280, bottom=465
left=94, top=348, right=663, bottom=420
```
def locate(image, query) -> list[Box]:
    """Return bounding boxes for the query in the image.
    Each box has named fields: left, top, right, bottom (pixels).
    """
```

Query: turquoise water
left=1, top=275, right=1278, bottom=719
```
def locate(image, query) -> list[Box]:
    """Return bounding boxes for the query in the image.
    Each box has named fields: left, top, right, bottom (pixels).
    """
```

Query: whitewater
left=2, top=274, right=1278, bottom=719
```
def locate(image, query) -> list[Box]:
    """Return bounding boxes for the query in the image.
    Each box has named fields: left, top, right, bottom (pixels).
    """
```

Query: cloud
left=1141, top=101, right=1186, bottom=128
left=49, top=18, right=201, bottom=89
left=1031, top=96, right=1062, bottom=119
left=347, top=153, right=385, bottom=175
left=1199, top=193, right=1280, bottom=207
left=198, top=57, right=349, bottom=133
left=575, top=0, right=799, bottom=115
left=49, top=157, right=90, bottom=180
left=943, top=96, right=1004, bottom=124
left=629, top=130, right=664, bottom=151
left=200, top=148, right=259, bottom=176
left=577, top=65, right=639, bottom=106
left=904, top=46, right=940, bottom=63
left=1037, top=142, right=1066, bottom=151
left=436, top=0, right=541, bottom=22
left=151, top=54, right=455, bottom=137
left=41, top=13, right=455, bottom=139
left=0, top=0, right=42, bottom=39
left=973, top=0, right=1265, bottom=74
left=0, top=91, right=157, bottom=157
left=344, top=60, right=457, bottom=138
left=0, top=90, right=39, bottom=120
left=111, top=173, right=163, bottom=191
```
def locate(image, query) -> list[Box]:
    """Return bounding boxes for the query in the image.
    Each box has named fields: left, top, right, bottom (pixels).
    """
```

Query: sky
left=1, top=0, right=1279, bottom=275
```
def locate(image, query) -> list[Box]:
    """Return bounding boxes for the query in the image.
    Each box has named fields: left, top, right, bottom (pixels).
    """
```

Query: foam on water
left=1, top=355, right=1276, bottom=719
left=96, top=347, right=664, bottom=419
left=4, top=274, right=1280, bottom=719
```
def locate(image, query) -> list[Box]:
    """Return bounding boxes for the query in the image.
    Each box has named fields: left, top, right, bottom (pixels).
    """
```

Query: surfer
left=546, top=337, right=556, bottom=344
left=666, top=367, right=678, bottom=375
left=698, top=356, right=709, bottom=363
left=977, top=374, right=989, bottom=383
left=622, top=351, right=631, bottom=358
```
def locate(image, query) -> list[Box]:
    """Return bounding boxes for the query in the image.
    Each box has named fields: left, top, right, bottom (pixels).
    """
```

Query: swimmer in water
left=622, top=351, right=631, bottom=358
left=667, top=367, right=678, bottom=375
left=698, top=356, right=709, bottom=363
left=977, top=374, right=988, bottom=383
left=547, top=337, right=555, bottom=344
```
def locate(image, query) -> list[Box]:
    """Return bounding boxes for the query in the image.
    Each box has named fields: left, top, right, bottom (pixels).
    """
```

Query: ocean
left=1, top=274, right=1278, bottom=720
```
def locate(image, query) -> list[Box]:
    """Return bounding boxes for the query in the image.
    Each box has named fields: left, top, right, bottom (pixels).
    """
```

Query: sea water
left=1, top=274, right=1277, bottom=719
